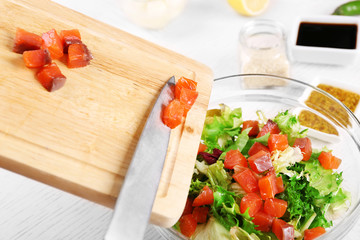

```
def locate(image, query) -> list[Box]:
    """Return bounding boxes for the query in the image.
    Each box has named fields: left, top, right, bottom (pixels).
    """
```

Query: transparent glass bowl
left=156, top=74, right=360, bottom=240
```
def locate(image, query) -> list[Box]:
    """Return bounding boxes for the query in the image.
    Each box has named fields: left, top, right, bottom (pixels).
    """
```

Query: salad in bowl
left=157, top=74, right=360, bottom=240
left=174, top=105, right=350, bottom=240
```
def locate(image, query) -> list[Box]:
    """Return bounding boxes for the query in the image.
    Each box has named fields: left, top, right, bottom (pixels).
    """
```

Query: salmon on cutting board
left=0, top=0, right=213, bottom=227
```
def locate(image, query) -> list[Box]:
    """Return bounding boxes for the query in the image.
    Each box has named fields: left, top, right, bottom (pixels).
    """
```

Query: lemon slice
left=227, top=0, right=269, bottom=16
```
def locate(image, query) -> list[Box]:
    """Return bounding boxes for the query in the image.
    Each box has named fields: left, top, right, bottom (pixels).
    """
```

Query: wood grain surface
left=0, top=0, right=213, bottom=227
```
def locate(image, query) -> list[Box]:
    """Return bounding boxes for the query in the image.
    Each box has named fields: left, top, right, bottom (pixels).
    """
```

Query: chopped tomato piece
left=318, top=151, right=341, bottom=169
left=175, top=76, right=197, bottom=99
left=13, top=28, right=43, bottom=54
left=252, top=210, right=275, bottom=232
left=247, top=150, right=272, bottom=174
left=179, top=214, right=197, bottom=238
left=192, top=185, right=214, bottom=207
left=67, top=43, right=93, bottom=68
left=272, top=218, right=294, bottom=240
left=181, top=197, right=194, bottom=217
left=224, top=149, right=247, bottom=169
left=41, top=29, right=63, bottom=60
left=23, top=49, right=51, bottom=68
left=162, top=99, right=184, bottom=129
left=36, top=62, right=66, bottom=92
left=197, top=143, right=207, bottom=154
left=240, top=193, right=263, bottom=217
left=257, top=119, right=280, bottom=138
left=242, top=120, right=260, bottom=136
left=304, top=227, right=326, bottom=240
left=192, top=206, right=209, bottom=223
left=233, top=168, right=259, bottom=193
left=293, top=137, right=312, bottom=161
left=264, top=198, right=288, bottom=218
left=179, top=87, right=198, bottom=116
left=268, top=134, right=289, bottom=152
left=258, top=173, right=277, bottom=200
left=276, top=176, right=285, bottom=194
left=59, top=29, right=82, bottom=53
left=248, top=142, right=270, bottom=156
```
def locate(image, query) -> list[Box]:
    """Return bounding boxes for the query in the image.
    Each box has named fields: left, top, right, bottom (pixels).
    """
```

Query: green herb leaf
left=279, top=174, right=332, bottom=230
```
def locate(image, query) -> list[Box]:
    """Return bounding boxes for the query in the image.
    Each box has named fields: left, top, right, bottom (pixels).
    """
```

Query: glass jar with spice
left=239, top=19, right=290, bottom=88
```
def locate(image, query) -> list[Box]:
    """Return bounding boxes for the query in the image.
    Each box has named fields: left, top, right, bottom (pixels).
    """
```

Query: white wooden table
left=1, top=0, right=360, bottom=239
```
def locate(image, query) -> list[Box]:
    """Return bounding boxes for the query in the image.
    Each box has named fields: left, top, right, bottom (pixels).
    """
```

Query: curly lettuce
left=273, top=110, right=307, bottom=145
left=202, top=104, right=243, bottom=150
left=191, top=217, right=231, bottom=240
left=271, top=146, right=303, bottom=176
left=207, top=161, right=232, bottom=190
left=212, top=186, right=259, bottom=234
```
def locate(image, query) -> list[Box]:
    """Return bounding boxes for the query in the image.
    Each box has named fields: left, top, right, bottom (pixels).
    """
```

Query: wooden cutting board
left=0, top=0, right=213, bottom=227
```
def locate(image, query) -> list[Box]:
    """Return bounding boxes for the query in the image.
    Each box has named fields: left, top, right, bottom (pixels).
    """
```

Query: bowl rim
left=214, top=73, right=360, bottom=127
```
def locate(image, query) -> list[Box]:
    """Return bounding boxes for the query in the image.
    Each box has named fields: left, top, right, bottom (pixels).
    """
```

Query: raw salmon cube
left=42, top=29, right=64, bottom=60
left=60, top=29, right=82, bottom=53
left=36, top=62, right=66, bottom=92
left=13, top=28, right=43, bottom=54
left=23, top=49, right=51, bottom=68
left=67, top=43, right=93, bottom=68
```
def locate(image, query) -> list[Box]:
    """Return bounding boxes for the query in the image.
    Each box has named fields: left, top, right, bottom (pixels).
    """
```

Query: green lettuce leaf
left=229, top=226, right=260, bottom=240
left=195, top=160, right=209, bottom=175
left=206, top=161, right=231, bottom=190
left=273, top=110, right=307, bottom=145
left=211, top=186, right=260, bottom=234
left=303, top=158, right=343, bottom=196
left=191, top=217, right=231, bottom=240
left=211, top=186, right=240, bottom=230
left=278, top=174, right=333, bottom=230
left=189, top=178, right=210, bottom=197
left=241, top=132, right=270, bottom=156
left=272, top=146, right=303, bottom=176
left=225, top=128, right=251, bottom=152
left=326, top=188, right=351, bottom=220
left=202, top=104, right=243, bottom=150
left=238, top=209, right=261, bottom=235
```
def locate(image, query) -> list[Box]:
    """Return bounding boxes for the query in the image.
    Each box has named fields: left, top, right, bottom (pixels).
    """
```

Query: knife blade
left=104, top=76, right=175, bottom=240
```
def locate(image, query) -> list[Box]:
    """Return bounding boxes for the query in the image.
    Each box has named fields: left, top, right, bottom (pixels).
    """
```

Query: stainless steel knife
left=104, top=76, right=175, bottom=240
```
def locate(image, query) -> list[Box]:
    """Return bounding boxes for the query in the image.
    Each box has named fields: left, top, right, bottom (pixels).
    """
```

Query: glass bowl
left=156, top=74, right=360, bottom=240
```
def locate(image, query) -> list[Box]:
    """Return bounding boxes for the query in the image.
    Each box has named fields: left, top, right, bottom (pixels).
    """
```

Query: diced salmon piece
left=60, top=29, right=82, bottom=53
left=67, top=43, right=93, bottom=68
left=13, top=28, right=43, bottom=54
left=42, top=29, right=64, bottom=60
left=23, top=49, right=51, bottom=68
left=242, top=120, right=260, bottom=136
left=36, top=62, right=66, bottom=92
